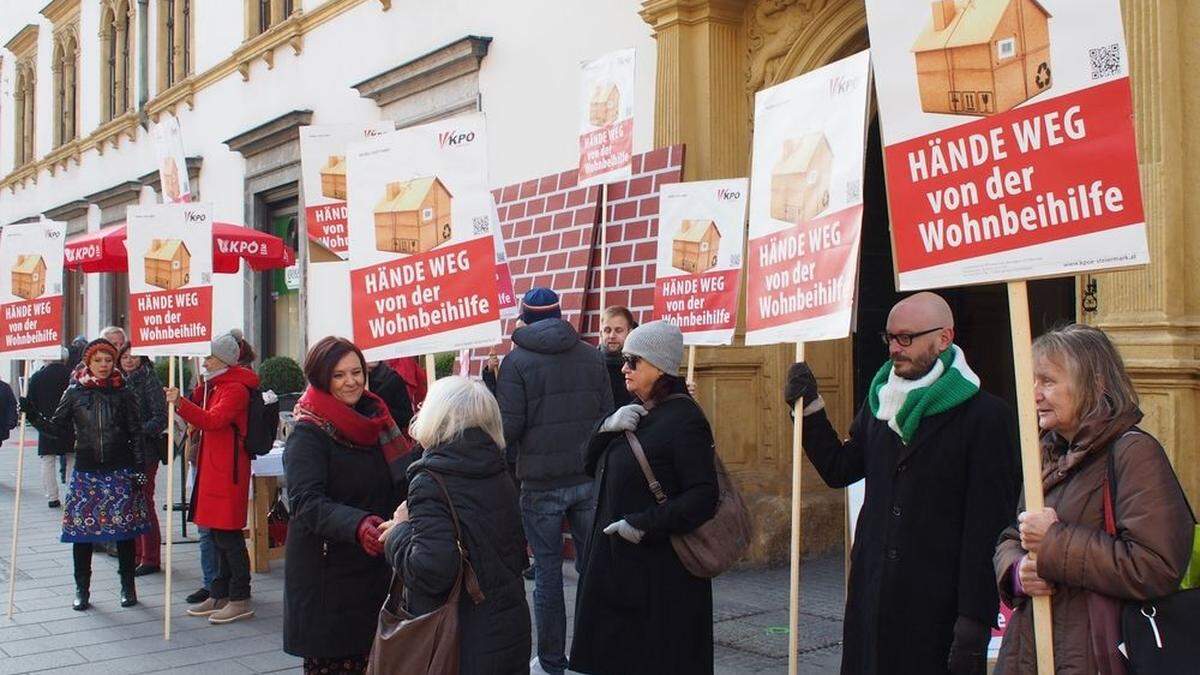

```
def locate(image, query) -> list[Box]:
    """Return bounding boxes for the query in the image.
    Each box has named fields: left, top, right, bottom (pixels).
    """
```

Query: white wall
left=0, top=0, right=657, bottom=349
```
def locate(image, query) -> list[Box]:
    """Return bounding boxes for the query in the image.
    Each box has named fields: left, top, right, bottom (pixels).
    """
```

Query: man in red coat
left=166, top=331, right=259, bottom=624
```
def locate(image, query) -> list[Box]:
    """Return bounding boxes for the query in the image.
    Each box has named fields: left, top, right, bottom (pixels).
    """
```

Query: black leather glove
left=946, top=615, right=990, bottom=675
left=783, top=363, right=819, bottom=410
left=18, top=397, right=33, bottom=416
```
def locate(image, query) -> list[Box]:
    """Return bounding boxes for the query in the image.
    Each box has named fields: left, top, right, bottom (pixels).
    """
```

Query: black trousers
left=73, top=540, right=135, bottom=581
left=209, top=528, right=251, bottom=601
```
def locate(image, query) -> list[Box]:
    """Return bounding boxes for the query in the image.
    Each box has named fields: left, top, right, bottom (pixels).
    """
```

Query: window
left=997, top=37, right=1017, bottom=60
left=13, top=65, right=36, bottom=166
left=246, top=0, right=298, bottom=39
left=52, top=33, right=79, bottom=147
left=158, top=0, right=192, bottom=91
left=422, top=207, right=434, bottom=221
left=101, top=1, right=133, bottom=122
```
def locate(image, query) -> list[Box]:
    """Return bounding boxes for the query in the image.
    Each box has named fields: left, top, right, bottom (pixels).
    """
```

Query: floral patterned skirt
left=61, top=468, right=152, bottom=543
left=302, top=655, right=369, bottom=674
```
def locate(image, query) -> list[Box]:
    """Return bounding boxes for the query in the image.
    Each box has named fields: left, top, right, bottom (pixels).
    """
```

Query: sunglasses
left=621, top=354, right=642, bottom=369
left=879, top=327, right=943, bottom=348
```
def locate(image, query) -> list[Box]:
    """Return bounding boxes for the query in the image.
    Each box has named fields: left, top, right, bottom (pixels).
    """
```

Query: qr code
left=846, top=179, right=862, bottom=202
left=51, top=283, right=62, bottom=294
left=471, top=216, right=491, bottom=236
left=729, top=253, right=741, bottom=267
left=1090, top=43, right=1122, bottom=80
left=200, top=272, right=212, bottom=284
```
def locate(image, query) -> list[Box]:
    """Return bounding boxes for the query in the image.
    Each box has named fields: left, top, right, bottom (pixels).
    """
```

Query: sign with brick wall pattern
left=0, top=219, right=65, bottom=359
left=152, top=114, right=192, bottom=204
left=578, top=48, right=636, bottom=187
left=300, top=122, right=396, bottom=260
left=345, top=112, right=501, bottom=361
left=458, top=145, right=684, bottom=375
left=746, top=50, right=871, bottom=345
left=652, top=178, right=748, bottom=345
left=867, top=0, right=1147, bottom=289
left=126, top=203, right=214, bottom=357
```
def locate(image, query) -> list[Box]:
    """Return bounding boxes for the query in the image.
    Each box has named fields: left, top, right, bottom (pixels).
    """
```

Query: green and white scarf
left=867, top=344, right=980, bottom=444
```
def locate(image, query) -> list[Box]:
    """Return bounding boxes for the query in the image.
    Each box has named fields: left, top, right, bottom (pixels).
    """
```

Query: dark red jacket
left=179, top=366, right=259, bottom=531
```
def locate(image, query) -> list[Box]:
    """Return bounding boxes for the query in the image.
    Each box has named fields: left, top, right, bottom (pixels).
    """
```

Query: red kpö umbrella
left=64, top=222, right=295, bottom=274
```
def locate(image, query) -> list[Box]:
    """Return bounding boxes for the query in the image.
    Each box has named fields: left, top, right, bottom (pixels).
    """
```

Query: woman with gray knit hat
left=165, top=330, right=261, bottom=624
left=570, top=320, right=719, bottom=675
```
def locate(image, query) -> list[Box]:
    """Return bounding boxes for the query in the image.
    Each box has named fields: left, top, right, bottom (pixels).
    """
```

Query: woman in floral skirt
left=24, top=338, right=151, bottom=610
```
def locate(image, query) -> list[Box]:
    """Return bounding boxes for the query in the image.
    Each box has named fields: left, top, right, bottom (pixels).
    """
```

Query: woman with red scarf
left=165, top=331, right=260, bottom=624
left=23, top=338, right=150, bottom=611
left=282, top=336, right=413, bottom=675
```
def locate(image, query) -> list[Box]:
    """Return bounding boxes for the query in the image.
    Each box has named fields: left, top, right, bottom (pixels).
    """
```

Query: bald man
left=785, top=292, right=1017, bottom=675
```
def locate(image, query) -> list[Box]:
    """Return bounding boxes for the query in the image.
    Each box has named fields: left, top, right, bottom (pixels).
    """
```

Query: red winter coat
left=179, top=366, right=259, bottom=531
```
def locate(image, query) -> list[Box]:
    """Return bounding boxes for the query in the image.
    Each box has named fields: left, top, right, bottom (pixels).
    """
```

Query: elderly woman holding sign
left=994, top=324, right=1195, bottom=673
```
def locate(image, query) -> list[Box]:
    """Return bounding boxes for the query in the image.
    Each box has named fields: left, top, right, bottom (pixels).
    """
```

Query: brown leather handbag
left=366, top=470, right=485, bottom=675
left=623, top=395, right=752, bottom=578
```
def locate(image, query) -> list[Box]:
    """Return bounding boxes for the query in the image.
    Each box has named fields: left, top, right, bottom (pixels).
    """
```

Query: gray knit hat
left=623, top=320, right=683, bottom=374
left=210, top=331, right=241, bottom=366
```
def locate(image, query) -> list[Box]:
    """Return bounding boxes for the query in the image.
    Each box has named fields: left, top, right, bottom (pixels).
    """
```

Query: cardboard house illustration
left=671, top=220, right=721, bottom=274
left=144, top=239, right=192, bottom=291
left=589, top=82, right=621, bottom=127
left=373, top=177, right=453, bottom=255
left=912, top=0, right=1052, bottom=116
left=770, top=133, right=834, bottom=224
left=11, top=254, right=46, bottom=300
left=160, top=158, right=181, bottom=202
left=320, top=155, right=347, bottom=200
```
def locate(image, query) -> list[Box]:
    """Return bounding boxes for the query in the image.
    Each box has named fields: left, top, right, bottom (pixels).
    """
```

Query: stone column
left=1089, top=0, right=1200, bottom=498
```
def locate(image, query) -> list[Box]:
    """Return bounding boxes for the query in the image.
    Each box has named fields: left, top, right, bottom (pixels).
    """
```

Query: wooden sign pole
left=599, top=183, right=609, bottom=312
left=6, top=361, right=30, bottom=618
left=424, top=354, right=436, bottom=391
left=686, top=345, right=696, bottom=384
left=164, top=355, right=176, bottom=640
left=787, top=341, right=806, bottom=675
left=1007, top=281, right=1054, bottom=674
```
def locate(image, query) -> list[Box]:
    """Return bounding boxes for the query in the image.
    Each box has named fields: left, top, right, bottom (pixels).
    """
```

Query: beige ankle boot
left=208, top=599, right=254, bottom=624
left=186, top=597, right=227, bottom=617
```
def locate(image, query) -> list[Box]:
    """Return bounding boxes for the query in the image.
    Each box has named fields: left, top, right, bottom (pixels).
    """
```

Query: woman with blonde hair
left=381, top=376, right=531, bottom=674
left=994, top=324, right=1195, bottom=673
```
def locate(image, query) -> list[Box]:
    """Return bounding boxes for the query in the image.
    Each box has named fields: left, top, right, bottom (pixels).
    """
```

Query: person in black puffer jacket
left=117, top=344, right=168, bottom=576
left=23, top=339, right=150, bottom=611
left=26, top=349, right=75, bottom=508
left=382, top=375, right=530, bottom=674
left=367, top=360, right=414, bottom=438
left=495, top=287, right=612, bottom=674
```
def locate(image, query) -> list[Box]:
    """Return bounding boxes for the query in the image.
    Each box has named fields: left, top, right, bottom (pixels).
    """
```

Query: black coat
left=496, top=318, right=613, bottom=490
left=282, top=418, right=405, bottom=659
left=125, top=362, right=168, bottom=463
left=26, top=363, right=72, bottom=455
left=600, top=348, right=634, bottom=409
left=0, top=379, right=16, bottom=444
left=385, top=429, right=531, bottom=675
left=368, top=362, right=414, bottom=432
left=802, top=392, right=1018, bottom=675
left=29, top=382, right=144, bottom=471
left=570, top=386, right=718, bottom=675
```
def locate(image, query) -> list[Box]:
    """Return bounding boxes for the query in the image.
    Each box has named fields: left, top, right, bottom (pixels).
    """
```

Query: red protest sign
left=0, top=220, right=66, bottom=359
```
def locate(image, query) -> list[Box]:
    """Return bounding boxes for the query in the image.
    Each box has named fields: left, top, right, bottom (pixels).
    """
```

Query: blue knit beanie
left=520, top=287, right=562, bottom=324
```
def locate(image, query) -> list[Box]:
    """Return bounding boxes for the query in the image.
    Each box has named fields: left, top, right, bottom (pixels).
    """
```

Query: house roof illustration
left=146, top=239, right=189, bottom=261
left=912, top=0, right=1052, bottom=53
left=13, top=254, right=44, bottom=272
left=775, top=133, right=831, bottom=174
left=675, top=219, right=720, bottom=243
left=322, top=156, right=346, bottom=176
left=376, top=177, right=448, bottom=213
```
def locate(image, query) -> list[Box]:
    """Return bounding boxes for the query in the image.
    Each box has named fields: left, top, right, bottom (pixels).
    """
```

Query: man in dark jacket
left=599, top=305, right=637, bottom=408
left=25, top=351, right=74, bottom=508
left=786, top=292, right=1017, bottom=675
left=0, top=378, right=17, bottom=443
left=495, top=287, right=612, bottom=675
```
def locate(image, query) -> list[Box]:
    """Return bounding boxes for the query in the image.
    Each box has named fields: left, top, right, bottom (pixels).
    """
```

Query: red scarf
left=75, top=364, right=124, bottom=390
left=293, top=386, right=412, bottom=464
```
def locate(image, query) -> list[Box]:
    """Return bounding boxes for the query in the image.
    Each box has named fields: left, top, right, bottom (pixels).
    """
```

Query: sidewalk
left=0, top=433, right=843, bottom=674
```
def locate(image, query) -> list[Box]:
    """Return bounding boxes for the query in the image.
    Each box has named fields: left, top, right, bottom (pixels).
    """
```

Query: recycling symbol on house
left=1036, top=62, right=1052, bottom=89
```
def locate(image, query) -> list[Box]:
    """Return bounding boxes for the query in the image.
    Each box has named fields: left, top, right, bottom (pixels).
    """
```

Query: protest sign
left=578, top=47, right=635, bottom=187
left=652, top=178, right=748, bottom=346
left=746, top=50, right=872, bottom=345
left=152, top=113, right=191, bottom=203
left=300, top=123, right=395, bottom=259
left=126, top=203, right=214, bottom=357
left=866, top=0, right=1147, bottom=290
left=345, top=112, right=501, bottom=361
left=491, top=196, right=518, bottom=318
left=0, top=219, right=65, bottom=359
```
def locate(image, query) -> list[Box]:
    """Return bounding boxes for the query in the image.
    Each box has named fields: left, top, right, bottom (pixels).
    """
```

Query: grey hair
left=100, top=325, right=127, bottom=340
left=1032, top=324, right=1139, bottom=429
left=408, top=376, right=505, bottom=452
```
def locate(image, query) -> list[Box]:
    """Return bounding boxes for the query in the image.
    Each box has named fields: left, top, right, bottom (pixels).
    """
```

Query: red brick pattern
left=459, top=145, right=685, bottom=375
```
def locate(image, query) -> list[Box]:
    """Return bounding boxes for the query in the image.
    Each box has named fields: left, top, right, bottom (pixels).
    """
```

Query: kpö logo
left=184, top=210, right=208, bottom=223
left=437, top=129, right=476, bottom=149
left=218, top=240, right=265, bottom=256
left=65, top=244, right=100, bottom=262
left=716, top=188, right=742, bottom=201
left=829, top=75, right=860, bottom=96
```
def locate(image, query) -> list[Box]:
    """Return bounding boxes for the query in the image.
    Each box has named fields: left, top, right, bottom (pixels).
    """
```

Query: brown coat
left=993, top=416, right=1194, bottom=674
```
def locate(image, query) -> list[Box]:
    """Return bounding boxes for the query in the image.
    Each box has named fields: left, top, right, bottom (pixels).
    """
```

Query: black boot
left=119, top=573, right=138, bottom=608
left=73, top=575, right=90, bottom=611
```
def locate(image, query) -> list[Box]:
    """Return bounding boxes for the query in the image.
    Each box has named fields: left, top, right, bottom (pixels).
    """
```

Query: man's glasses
left=621, top=355, right=642, bottom=369
left=879, top=327, right=942, bottom=347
